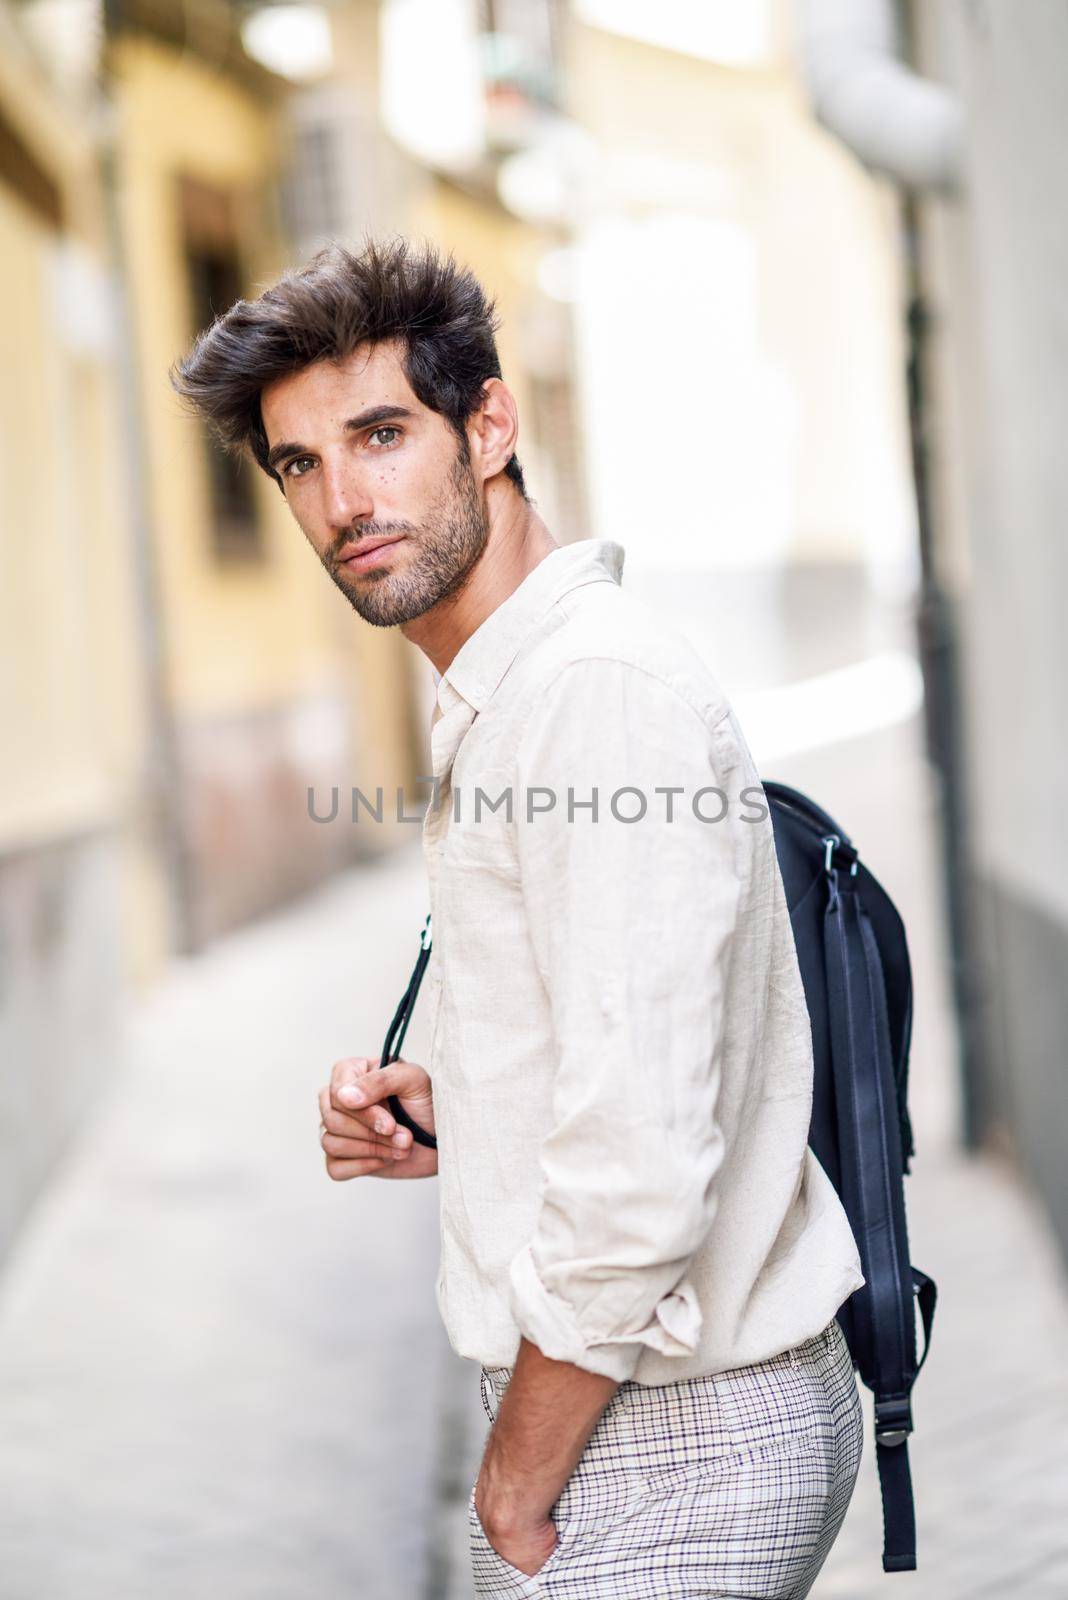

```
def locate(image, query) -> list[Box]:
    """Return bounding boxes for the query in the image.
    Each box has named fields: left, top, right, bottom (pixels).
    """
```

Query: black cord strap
left=379, top=915, right=438, bottom=1151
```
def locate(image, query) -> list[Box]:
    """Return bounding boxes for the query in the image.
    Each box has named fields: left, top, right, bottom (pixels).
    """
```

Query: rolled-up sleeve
left=507, top=657, right=743, bottom=1382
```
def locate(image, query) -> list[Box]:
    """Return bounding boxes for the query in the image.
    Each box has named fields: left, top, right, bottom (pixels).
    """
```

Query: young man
left=175, top=240, right=865, bottom=1599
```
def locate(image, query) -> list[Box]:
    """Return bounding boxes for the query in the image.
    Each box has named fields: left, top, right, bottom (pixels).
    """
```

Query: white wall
left=564, top=18, right=917, bottom=584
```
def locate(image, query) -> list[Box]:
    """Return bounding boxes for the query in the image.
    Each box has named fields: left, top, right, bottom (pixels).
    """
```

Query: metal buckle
left=875, top=1396, right=913, bottom=1447
left=822, top=833, right=859, bottom=878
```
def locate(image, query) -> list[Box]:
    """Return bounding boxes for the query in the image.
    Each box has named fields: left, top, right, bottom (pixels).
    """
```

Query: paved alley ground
left=0, top=846, right=452, bottom=1599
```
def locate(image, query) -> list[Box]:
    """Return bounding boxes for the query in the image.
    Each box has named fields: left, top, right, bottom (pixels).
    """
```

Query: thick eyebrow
left=266, top=405, right=416, bottom=473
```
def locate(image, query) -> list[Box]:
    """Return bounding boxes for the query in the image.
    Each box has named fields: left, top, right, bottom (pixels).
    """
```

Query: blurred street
left=1, top=570, right=1065, bottom=1600
left=0, top=845, right=449, bottom=1600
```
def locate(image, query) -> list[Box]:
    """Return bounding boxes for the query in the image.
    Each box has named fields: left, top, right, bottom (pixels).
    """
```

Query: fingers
left=332, top=1054, right=392, bottom=1112
left=329, top=1055, right=381, bottom=1109
left=320, top=1110, right=420, bottom=1180
left=332, top=1057, right=428, bottom=1114
left=321, top=1076, right=407, bottom=1144
left=321, top=1129, right=412, bottom=1165
left=328, top=1057, right=396, bottom=1130
left=321, top=1057, right=430, bottom=1183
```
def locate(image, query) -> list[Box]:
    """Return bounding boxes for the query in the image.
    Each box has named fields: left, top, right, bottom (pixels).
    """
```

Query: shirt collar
left=436, top=539, right=626, bottom=714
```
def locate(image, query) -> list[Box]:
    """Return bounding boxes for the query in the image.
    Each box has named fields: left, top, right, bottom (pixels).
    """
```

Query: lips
left=336, top=535, right=405, bottom=568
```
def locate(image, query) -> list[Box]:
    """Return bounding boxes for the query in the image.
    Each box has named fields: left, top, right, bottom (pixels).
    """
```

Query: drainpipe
left=98, top=0, right=198, bottom=955
left=799, top=0, right=986, bottom=1148
left=800, top=0, right=963, bottom=190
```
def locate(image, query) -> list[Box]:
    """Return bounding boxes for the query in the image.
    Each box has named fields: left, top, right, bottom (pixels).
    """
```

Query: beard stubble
left=326, top=438, right=489, bottom=628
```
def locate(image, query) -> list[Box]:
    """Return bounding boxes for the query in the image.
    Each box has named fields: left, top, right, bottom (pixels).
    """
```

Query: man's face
left=260, top=341, right=488, bottom=627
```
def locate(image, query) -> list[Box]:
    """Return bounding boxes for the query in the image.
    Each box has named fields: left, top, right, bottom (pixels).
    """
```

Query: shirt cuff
left=507, top=1245, right=704, bottom=1383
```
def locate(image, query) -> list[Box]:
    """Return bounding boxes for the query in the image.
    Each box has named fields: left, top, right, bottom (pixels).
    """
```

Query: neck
left=401, top=478, right=559, bottom=676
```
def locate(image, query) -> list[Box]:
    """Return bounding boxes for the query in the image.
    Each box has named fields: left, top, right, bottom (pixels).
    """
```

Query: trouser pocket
left=469, top=1487, right=568, bottom=1598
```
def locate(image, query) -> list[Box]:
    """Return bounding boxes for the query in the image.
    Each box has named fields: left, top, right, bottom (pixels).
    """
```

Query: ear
left=467, top=378, right=519, bottom=485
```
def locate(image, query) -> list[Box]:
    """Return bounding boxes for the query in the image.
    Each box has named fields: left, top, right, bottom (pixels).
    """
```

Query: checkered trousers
left=469, top=1318, right=863, bottom=1599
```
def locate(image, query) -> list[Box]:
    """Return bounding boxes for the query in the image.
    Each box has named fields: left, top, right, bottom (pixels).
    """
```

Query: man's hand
left=318, top=1056, right=437, bottom=1180
left=475, top=1338, right=618, bottom=1575
left=476, top=1503, right=559, bottom=1578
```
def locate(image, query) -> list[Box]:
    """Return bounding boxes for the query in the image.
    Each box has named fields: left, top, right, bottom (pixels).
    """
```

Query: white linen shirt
left=420, top=538, right=863, bottom=1385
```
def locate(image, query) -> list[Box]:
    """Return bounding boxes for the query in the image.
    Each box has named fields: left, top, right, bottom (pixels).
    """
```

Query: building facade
left=910, top=1, right=1068, bottom=1259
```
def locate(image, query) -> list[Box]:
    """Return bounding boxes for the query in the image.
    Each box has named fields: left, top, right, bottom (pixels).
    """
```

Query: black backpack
left=764, top=781, right=935, bottom=1574
left=381, top=780, right=936, bottom=1574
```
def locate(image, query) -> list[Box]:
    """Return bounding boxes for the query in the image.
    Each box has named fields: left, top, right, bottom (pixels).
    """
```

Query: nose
left=321, top=456, right=374, bottom=531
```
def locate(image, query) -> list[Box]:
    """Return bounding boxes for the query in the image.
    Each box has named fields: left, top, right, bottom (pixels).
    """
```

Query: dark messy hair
left=171, top=237, right=527, bottom=496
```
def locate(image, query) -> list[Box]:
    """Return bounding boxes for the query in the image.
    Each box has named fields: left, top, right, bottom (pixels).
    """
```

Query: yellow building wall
left=107, top=35, right=418, bottom=949
left=0, top=10, right=142, bottom=1257
left=113, top=35, right=336, bottom=715
left=0, top=23, right=136, bottom=852
left=111, top=32, right=414, bottom=775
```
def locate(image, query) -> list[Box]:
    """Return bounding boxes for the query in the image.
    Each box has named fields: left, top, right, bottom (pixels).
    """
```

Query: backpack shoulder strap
left=824, top=865, right=921, bottom=1572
